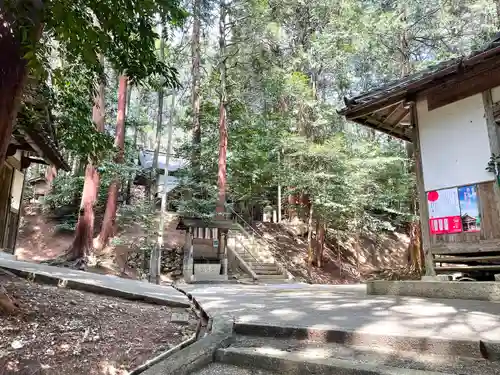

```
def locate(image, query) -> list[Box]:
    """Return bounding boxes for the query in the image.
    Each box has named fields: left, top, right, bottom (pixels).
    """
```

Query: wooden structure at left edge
left=339, top=36, right=500, bottom=279
left=1, top=111, right=69, bottom=253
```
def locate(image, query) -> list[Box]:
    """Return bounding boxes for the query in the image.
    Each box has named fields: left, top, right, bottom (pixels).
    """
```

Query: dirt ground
left=15, top=204, right=186, bottom=281
left=0, top=274, right=197, bottom=375
left=254, top=222, right=411, bottom=284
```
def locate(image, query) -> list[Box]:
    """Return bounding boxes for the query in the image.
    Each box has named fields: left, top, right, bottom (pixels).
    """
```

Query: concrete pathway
left=0, top=257, right=190, bottom=307
left=182, top=283, right=500, bottom=342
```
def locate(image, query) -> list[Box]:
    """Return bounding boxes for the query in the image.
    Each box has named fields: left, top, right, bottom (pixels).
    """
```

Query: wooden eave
left=177, top=217, right=234, bottom=230
left=339, top=41, right=500, bottom=142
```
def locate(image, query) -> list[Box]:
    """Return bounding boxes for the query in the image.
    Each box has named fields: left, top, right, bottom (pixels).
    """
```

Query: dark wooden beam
left=387, top=108, right=410, bottom=134
left=6, top=143, right=34, bottom=157
left=344, top=53, right=500, bottom=119
left=345, top=95, right=407, bottom=120
left=381, top=102, right=403, bottom=125
left=428, top=64, right=500, bottom=110
left=352, top=116, right=410, bottom=141
left=21, top=156, right=48, bottom=170
left=433, top=255, right=500, bottom=263
left=178, top=217, right=234, bottom=230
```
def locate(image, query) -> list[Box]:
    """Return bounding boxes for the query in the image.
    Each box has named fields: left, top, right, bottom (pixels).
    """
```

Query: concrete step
left=238, top=257, right=274, bottom=266
left=192, top=363, right=278, bottom=375
left=230, top=327, right=500, bottom=371
left=216, top=347, right=456, bottom=375
left=255, top=274, right=286, bottom=279
left=248, top=262, right=278, bottom=269
left=254, top=269, right=281, bottom=275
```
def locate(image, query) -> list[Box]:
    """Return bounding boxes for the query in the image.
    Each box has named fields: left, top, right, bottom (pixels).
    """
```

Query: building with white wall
left=340, top=36, right=500, bottom=278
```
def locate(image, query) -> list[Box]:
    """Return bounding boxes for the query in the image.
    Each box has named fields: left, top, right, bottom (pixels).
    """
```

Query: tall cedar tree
left=68, top=78, right=105, bottom=261
left=191, top=0, right=202, bottom=172
left=97, top=76, right=128, bottom=249
left=151, top=24, right=166, bottom=207
left=216, top=0, right=228, bottom=216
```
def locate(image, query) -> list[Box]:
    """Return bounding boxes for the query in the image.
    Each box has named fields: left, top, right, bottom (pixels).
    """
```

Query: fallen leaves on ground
left=0, top=274, right=197, bottom=375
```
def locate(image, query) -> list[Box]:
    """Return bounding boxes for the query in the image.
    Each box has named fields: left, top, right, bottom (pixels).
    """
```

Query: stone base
left=421, top=275, right=452, bottom=281
left=189, top=263, right=228, bottom=283
left=367, top=280, right=500, bottom=301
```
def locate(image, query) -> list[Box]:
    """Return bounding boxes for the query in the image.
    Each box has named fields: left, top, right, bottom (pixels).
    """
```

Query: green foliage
left=42, top=175, right=85, bottom=211
left=52, top=65, right=116, bottom=163
left=39, top=0, right=188, bottom=85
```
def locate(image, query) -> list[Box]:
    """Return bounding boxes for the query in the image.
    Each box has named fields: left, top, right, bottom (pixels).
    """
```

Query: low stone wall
left=162, top=247, right=184, bottom=277
left=367, top=280, right=500, bottom=301
left=127, top=246, right=184, bottom=278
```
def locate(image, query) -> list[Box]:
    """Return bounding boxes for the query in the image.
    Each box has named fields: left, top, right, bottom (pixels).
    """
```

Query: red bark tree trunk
left=45, top=165, right=57, bottom=188
left=0, top=1, right=42, bottom=163
left=97, top=76, right=127, bottom=249
left=69, top=164, right=100, bottom=260
left=216, top=0, right=227, bottom=217
left=216, top=101, right=227, bottom=215
left=68, top=71, right=105, bottom=261
left=316, top=221, right=325, bottom=268
left=191, top=0, right=202, bottom=173
left=287, top=190, right=298, bottom=219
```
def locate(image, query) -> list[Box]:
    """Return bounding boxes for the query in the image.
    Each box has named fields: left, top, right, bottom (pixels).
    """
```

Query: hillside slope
left=253, top=222, right=411, bottom=284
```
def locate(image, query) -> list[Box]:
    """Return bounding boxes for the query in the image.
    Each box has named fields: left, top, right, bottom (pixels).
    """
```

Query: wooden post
left=189, top=228, right=195, bottom=279
left=483, top=90, right=500, bottom=187
left=412, top=104, right=435, bottom=276
left=222, top=230, right=228, bottom=277
left=482, top=90, right=500, bottom=216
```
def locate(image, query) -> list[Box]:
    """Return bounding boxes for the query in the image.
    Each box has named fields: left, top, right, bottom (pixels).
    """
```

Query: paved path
left=0, top=257, right=190, bottom=307
left=182, top=283, right=500, bottom=342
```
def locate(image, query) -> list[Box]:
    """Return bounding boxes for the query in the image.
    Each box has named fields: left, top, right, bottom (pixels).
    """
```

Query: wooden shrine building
left=1, top=81, right=69, bottom=252
left=339, top=36, right=500, bottom=278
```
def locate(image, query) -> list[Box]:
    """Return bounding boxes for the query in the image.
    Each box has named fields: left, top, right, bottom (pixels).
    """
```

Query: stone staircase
left=193, top=329, right=500, bottom=375
left=227, top=224, right=290, bottom=282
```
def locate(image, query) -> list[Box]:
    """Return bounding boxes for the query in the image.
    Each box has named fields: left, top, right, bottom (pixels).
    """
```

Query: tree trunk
left=288, top=193, right=299, bottom=219
left=495, top=0, right=500, bottom=29
left=71, top=155, right=80, bottom=176
left=191, top=0, right=202, bottom=175
left=0, top=0, right=42, bottom=163
left=69, top=164, right=100, bottom=261
left=277, top=149, right=282, bottom=222
left=216, top=0, right=228, bottom=216
left=399, top=9, right=422, bottom=272
left=316, top=220, right=325, bottom=268
left=150, top=94, right=176, bottom=284
left=306, top=202, right=314, bottom=280
left=151, top=24, right=166, bottom=208
left=68, top=63, right=105, bottom=261
left=126, top=122, right=139, bottom=204
left=45, top=165, right=57, bottom=188
left=97, top=76, right=128, bottom=250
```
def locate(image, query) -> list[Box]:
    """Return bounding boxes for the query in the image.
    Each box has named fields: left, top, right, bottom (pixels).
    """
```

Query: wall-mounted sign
left=458, top=185, right=480, bottom=232
left=427, top=188, right=462, bottom=235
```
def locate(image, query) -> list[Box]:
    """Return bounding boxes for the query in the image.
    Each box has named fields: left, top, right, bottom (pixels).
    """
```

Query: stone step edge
left=232, top=322, right=500, bottom=360
left=215, top=347, right=453, bottom=375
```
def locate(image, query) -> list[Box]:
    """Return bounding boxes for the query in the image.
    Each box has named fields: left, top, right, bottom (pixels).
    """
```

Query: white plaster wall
left=11, top=169, right=24, bottom=210
left=417, top=94, right=494, bottom=191
left=491, top=86, right=500, bottom=103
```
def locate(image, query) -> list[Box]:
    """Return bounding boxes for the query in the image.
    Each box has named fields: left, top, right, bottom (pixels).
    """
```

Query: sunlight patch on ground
left=269, top=308, right=306, bottom=320
left=240, top=303, right=266, bottom=308
left=255, top=347, right=286, bottom=357
left=237, top=314, right=261, bottom=323
left=389, top=304, right=458, bottom=315
left=297, top=347, right=331, bottom=359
